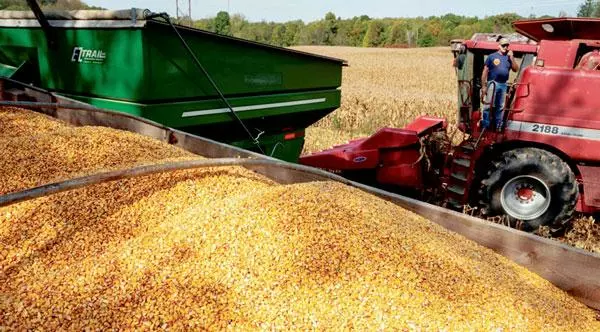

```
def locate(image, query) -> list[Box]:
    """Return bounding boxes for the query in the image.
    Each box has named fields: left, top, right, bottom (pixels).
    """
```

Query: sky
left=85, top=0, right=583, bottom=22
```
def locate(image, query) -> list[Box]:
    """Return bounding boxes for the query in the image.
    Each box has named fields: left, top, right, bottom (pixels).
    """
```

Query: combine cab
left=302, top=17, right=600, bottom=234
left=0, top=4, right=345, bottom=162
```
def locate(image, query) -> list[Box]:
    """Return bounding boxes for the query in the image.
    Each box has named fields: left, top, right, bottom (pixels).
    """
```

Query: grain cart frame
left=0, top=3, right=346, bottom=163
left=301, top=17, right=600, bottom=234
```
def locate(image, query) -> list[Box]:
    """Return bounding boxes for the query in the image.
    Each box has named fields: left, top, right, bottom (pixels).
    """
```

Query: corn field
left=294, top=46, right=457, bottom=153
left=297, top=45, right=600, bottom=253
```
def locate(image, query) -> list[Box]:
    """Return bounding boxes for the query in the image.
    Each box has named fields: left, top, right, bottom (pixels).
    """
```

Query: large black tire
left=479, top=148, right=578, bottom=234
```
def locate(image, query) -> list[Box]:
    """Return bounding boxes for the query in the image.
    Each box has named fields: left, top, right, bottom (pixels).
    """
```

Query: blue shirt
left=485, top=52, right=512, bottom=83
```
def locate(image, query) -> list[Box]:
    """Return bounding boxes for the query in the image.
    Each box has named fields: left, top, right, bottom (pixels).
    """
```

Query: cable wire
left=146, top=11, right=265, bottom=155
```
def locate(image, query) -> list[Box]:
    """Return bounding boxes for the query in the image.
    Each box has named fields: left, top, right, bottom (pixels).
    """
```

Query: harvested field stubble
left=1, top=107, right=599, bottom=330
left=552, top=217, right=600, bottom=254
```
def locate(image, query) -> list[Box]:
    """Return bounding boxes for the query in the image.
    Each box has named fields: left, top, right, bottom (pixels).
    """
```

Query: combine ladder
left=446, top=142, right=476, bottom=210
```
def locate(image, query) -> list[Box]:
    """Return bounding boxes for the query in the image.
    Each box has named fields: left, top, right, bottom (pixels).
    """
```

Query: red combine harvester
left=300, top=18, right=600, bottom=234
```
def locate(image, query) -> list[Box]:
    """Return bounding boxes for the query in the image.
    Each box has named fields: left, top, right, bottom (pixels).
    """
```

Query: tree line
left=189, top=1, right=600, bottom=48
left=193, top=12, right=537, bottom=48
left=578, top=0, right=600, bottom=17
left=2, top=1, right=600, bottom=48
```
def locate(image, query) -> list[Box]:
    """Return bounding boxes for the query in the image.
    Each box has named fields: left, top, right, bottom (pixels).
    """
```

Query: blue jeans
left=481, top=81, right=507, bottom=129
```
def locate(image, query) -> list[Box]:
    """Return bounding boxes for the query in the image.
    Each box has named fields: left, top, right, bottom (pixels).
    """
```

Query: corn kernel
left=0, top=107, right=598, bottom=330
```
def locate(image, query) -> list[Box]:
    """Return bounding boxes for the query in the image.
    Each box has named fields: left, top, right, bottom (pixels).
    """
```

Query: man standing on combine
left=480, top=37, right=519, bottom=130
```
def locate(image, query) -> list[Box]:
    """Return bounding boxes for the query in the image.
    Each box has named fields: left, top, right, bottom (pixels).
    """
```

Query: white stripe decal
left=181, top=98, right=327, bottom=118
left=506, top=121, right=600, bottom=141
left=0, top=19, right=146, bottom=28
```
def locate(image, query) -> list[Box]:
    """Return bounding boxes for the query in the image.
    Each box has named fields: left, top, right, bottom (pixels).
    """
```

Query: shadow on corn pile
left=1, top=168, right=273, bottom=329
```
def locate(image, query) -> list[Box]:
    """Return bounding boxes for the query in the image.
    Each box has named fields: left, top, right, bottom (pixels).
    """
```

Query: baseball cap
left=499, top=38, right=510, bottom=46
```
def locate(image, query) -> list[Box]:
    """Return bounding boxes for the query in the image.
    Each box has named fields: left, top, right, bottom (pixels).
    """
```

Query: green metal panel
left=141, top=22, right=343, bottom=101
left=0, top=17, right=345, bottom=162
left=0, top=21, right=343, bottom=104
left=64, top=90, right=339, bottom=125
left=0, top=63, right=17, bottom=77
left=48, top=29, right=145, bottom=100
left=62, top=89, right=340, bottom=162
left=0, top=27, right=144, bottom=95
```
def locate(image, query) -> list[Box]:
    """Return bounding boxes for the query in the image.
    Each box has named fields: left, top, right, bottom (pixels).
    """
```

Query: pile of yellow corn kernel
left=0, top=107, right=197, bottom=194
left=1, top=107, right=598, bottom=330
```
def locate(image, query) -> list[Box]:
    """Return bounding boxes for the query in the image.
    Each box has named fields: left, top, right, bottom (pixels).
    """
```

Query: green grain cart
left=0, top=7, right=345, bottom=162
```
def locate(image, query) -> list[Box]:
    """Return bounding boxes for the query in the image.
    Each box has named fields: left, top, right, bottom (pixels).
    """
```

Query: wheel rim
left=500, top=175, right=551, bottom=220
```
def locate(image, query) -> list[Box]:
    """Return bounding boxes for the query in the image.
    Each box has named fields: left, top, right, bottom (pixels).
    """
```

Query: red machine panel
left=509, top=66, right=600, bottom=161
left=376, top=149, right=423, bottom=188
left=578, top=165, right=600, bottom=209
left=300, top=116, right=446, bottom=172
left=514, top=17, right=600, bottom=41
left=535, top=40, right=578, bottom=68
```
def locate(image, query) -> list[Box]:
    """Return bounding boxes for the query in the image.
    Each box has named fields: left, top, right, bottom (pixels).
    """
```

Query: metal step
left=453, top=158, right=471, bottom=168
left=451, top=172, right=468, bottom=182
left=461, top=143, right=475, bottom=153
left=448, top=184, right=466, bottom=196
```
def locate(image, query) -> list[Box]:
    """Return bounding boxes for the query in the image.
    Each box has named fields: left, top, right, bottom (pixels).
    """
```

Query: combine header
left=300, top=116, right=447, bottom=192
left=302, top=17, right=600, bottom=234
